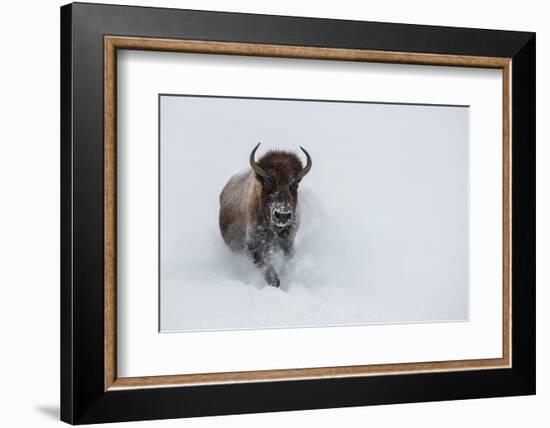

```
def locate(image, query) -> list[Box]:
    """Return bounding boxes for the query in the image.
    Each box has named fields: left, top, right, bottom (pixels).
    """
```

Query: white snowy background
left=160, top=95, right=469, bottom=332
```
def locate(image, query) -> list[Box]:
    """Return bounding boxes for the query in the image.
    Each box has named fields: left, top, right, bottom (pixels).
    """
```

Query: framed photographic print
left=60, top=2, right=536, bottom=424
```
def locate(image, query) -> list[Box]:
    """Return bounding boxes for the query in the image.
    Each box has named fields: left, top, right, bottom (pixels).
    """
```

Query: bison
left=219, top=143, right=312, bottom=287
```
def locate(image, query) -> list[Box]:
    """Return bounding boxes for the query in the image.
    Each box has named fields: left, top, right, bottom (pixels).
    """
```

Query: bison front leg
left=280, top=239, right=295, bottom=258
left=262, top=266, right=280, bottom=288
left=246, top=241, right=280, bottom=287
left=275, top=226, right=296, bottom=259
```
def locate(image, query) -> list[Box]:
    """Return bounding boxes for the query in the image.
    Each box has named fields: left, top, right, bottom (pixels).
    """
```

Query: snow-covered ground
left=160, top=95, right=469, bottom=332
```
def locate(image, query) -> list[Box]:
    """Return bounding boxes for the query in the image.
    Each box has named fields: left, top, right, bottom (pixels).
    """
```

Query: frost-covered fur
left=219, top=149, right=308, bottom=287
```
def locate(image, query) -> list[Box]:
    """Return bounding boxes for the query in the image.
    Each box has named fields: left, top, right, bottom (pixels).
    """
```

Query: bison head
left=250, top=143, right=312, bottom=229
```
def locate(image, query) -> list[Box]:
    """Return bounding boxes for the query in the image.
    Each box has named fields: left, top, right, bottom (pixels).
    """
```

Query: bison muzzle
left=219, top=143, right=312, bottom=287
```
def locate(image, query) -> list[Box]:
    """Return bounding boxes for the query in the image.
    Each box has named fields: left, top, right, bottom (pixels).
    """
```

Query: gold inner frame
left=104, top=35, right=512, bottom=391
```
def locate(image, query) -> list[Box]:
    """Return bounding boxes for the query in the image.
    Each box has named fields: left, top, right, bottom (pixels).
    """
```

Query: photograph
left=56, top=2, right=536, bottom=424
left=159, top=94, right=469, bottom=332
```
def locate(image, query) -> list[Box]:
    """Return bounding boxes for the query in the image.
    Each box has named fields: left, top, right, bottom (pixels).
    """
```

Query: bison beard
left=219, top=143, right=312, bottom=287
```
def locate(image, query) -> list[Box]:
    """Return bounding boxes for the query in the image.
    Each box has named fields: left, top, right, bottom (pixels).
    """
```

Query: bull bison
left=219, top=143, right=312, bottom=287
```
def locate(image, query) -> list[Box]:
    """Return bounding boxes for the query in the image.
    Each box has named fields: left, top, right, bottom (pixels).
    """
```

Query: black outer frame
left=60, top=2, right=535, bottom=424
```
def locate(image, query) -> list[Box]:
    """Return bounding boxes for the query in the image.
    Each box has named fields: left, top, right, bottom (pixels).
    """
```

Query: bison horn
left=296, top=146, right=312, bottom=180
left=250, top=143, right=269, bottom=178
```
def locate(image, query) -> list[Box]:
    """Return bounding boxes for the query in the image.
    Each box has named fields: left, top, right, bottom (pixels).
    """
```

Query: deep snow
left=160, top=95, right=469, bottom=332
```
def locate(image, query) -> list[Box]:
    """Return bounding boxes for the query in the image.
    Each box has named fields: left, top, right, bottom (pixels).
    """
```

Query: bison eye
left=290, top=183, right=298, bottom=192
left=257, top=175, right=273, bottom=189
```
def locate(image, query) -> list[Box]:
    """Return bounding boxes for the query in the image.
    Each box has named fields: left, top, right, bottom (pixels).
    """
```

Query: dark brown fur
left=219, top=149, right=309, bottom=287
